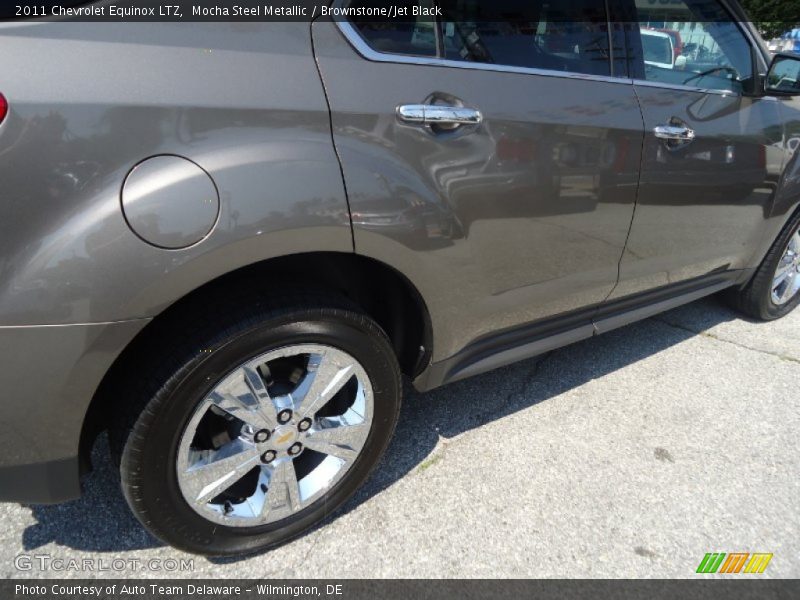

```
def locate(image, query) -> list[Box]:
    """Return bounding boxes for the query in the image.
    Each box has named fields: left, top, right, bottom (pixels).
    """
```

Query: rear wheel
left=112, top=298, right=401, bottom=556
left=727, top=212, right=800, bottom=320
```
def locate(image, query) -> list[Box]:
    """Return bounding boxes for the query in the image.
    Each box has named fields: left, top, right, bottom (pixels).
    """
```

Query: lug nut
left=277, top=409, right=293, bottom=424
left=298, top=418, right=312, bottom=432
left=288, top=442, right=303, bottom=456
left=261, top=450, right=277, bottom=464
left=254, top=429, right=270, bottom=443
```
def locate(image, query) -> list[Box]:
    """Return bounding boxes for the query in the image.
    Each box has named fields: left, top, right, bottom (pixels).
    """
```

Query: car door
left=313, top=0, right=645, bottom=366
left=608, top=0, right=787, bottom=301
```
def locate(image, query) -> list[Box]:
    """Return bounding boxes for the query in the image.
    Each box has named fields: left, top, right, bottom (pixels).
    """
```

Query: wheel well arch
left=78, top=251, right=433, bottom=471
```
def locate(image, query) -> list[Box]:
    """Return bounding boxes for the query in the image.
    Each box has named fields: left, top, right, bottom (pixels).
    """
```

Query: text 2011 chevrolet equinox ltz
left=1, top=0, right=799, bottom=556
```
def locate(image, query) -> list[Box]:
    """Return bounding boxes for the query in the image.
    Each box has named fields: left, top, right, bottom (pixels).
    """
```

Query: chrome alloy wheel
left=771, top=226, right=800, bottom=306
left=176, top=344, right=373, bottom=527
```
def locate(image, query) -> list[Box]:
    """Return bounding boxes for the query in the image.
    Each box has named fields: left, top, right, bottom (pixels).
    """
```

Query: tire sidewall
left=121, top=310, right=400, bottom=556
left=760, top=220, right=800, bottom=319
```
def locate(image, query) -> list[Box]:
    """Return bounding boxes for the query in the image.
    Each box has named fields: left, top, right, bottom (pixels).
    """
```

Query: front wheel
left=112, top=299, right=401, bottom=556
left=727, top=212, right=800, bottom=321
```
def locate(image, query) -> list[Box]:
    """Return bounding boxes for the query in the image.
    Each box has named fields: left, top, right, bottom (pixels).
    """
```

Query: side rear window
left=348, top=1, right=438, bottom=57
left=345, top=0, right=616, bottom=77
left=439, top=0, right=612, bottom=76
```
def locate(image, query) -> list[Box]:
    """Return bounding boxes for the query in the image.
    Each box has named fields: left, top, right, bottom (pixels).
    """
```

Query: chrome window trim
left=631, top=78, right=742, bottom=97
left=335, top=12, right=775, bottom=100
left=335, top=20, right=634, bottom=87
left=632, top=77, right=779, bottom=101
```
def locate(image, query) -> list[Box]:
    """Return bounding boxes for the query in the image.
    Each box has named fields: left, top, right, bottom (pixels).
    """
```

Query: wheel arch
left=78, top=251, right=433, bottom=473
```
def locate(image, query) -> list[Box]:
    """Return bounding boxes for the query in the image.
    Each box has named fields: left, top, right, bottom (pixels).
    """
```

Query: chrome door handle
left=653, top=124, right=696, bottom=142
left=396, top=104, right=483, bottom=126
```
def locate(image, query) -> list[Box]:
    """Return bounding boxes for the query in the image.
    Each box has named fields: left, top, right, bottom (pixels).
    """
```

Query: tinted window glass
left=439, top=0, right=612, bottom=76
left=349, top=1, right=438, bottom=57
left=634, top=0, right=753, bottom=93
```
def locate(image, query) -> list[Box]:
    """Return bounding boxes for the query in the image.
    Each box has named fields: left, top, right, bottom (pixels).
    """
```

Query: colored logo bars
left=696, top=553, right=773, bottom=574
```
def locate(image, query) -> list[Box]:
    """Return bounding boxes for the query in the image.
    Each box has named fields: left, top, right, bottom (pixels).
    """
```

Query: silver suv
left=1, top=0, right=799, bottom=556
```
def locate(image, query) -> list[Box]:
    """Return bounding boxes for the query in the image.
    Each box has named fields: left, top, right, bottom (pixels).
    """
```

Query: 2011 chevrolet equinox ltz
left=1, top=0, right=799, bottom=555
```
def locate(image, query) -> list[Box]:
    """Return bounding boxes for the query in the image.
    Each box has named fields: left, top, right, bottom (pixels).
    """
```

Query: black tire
left=726, top=211, right=800, bottom=321
left=110, top=293, right=401, bottom=556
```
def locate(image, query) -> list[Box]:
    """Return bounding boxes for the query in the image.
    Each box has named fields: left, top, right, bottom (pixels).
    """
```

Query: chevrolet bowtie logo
left=276, top=431, right=294, bottom=445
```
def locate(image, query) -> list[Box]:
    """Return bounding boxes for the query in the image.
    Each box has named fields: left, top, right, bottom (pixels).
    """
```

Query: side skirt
left=414, top=270, right=748, bottom=391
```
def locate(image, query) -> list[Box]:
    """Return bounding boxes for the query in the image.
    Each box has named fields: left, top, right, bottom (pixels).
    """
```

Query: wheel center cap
left=271, top=425, right=298, bottom=450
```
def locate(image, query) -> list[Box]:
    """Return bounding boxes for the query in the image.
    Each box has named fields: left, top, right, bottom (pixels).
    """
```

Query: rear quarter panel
left=0, top=22, right=350, bottom=326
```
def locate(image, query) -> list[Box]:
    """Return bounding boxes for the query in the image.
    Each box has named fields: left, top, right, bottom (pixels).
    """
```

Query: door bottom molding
left=414, top=270, right=746, bottom=390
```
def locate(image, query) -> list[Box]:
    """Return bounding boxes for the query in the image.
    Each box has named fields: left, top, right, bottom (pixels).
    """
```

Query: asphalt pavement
left=2, top=297, right=798, bottom=579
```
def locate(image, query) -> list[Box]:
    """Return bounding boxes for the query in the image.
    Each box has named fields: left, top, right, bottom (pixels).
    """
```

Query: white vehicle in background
left=641, top=29, right=676, bottom=69
left=768, top=38, right=783, bottom=54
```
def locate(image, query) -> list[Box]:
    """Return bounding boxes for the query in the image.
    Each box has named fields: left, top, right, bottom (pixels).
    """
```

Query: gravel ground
left=2, top=297, right=798, bottom=579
